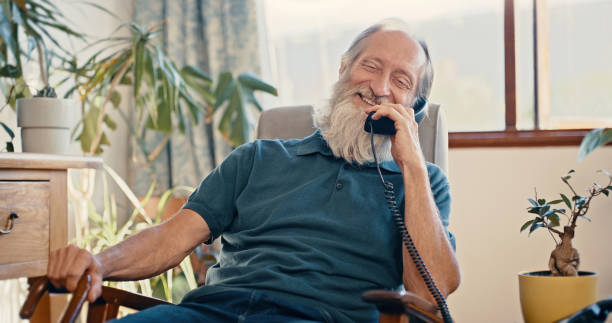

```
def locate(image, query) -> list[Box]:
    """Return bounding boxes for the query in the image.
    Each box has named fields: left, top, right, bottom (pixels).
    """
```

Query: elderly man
left=47, top=19, right=460, bottom=323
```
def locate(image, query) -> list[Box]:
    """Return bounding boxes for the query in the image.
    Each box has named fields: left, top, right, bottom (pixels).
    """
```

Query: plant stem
left=147, top=135, right=170, bottom=163
left=562, top=177, right=579, bottom=198
left=545, top=224, right=560, bottom=246
left=544, top=223, right=563, bottom=236
left=88, top=55, right=134, bottom=155
left=36, top=39, right=47, bottom=86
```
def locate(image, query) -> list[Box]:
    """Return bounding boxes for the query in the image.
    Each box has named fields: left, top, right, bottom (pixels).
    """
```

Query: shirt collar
left=296, top=129, right=402, bottom=173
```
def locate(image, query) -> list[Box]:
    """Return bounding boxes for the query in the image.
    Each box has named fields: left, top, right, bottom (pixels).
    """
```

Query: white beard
left=313, top=74, right=393, bottom=165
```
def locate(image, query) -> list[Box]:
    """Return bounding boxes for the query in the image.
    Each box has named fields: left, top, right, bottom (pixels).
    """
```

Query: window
left=257, top=0, right=611, bottom=147
left=258, top=0, right=505, bottom=132
left=546, top=0, right=612, bottom=129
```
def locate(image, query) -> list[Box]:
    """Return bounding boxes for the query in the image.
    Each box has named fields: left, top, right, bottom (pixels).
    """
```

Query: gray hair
left=340, top=19, right=434, bottom=108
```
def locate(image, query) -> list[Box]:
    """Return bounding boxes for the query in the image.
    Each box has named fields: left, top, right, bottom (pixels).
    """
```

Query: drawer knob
left=1, top=212, right=19, bottom=234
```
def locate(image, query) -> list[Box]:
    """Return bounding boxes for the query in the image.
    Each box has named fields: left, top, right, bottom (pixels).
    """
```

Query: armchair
left=21, top=104, right=449, bottom=323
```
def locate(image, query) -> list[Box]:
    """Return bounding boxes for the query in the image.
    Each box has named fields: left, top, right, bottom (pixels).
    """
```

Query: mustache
left=355, top=88, right=392, bottom=105
left=335, top=79, right=392, bottom=106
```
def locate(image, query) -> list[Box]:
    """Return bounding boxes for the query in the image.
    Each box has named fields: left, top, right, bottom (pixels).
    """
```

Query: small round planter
left=16, top=98, right=75, bottom=154
left=518, top=270, right=598, bottom=323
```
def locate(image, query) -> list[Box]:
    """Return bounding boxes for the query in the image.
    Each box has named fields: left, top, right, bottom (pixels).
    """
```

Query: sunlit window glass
left=259, top=0, right=505, bottom=132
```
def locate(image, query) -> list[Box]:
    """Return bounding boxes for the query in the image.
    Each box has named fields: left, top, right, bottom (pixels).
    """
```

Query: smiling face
left=342, top=30, right=427, bottom=109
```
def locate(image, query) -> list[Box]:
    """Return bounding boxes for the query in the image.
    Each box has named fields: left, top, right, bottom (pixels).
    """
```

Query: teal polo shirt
left=182, top=130, right=454, bottom=323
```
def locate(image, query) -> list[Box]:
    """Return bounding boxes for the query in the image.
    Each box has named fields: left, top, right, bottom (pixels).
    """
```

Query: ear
left=339, top=62, right=347, bottom=76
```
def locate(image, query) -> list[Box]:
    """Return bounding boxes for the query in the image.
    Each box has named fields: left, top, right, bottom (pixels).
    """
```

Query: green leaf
left=103, top=114, right=117, bottom=130
left=520, top=219, right=535, bottom=232
left=542, top=209, right=556, bottom=218
left=110, top=90, right=121, bottom=108
left=578, top=128, right=612, bottom=161
left=529, top=221, right=543, bottom=235
left=176, top=102, right=186, bottom=135
left=602, top=189, right=609, bottom=197
left=181, top=65, right=212, bottom=84
left=6, top=142, right=14, bottom=152
left=213, top=72, right=234, bottom=110
left=537, top=199, right=546, bottom=205
left=548, top=199, right=563, bottom=205
left=103, top=163, right=151, bottom=223
left=133, top=41, right=145, bottom=98
left=78, top=105, right=100, bottom=153
left=527, top=207, right=541, bottom=215
left=539, top=204, right=550, bottom=216
left=549, top=214, right=560, bottom=227
left=1, top=122, right=15, bottom=138
left=560, top=193, right=572, bottom=209
left=143, top=47, right=156, bottom=86
left=528, top=198, right=538, bottom=207
left=0, top=64, right=20, bottom=77
left=156, top=100, right=172, bottom=134
left=237, top=72, right=277, bottom=95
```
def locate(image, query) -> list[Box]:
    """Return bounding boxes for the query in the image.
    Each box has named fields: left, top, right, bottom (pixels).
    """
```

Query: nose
left=370, top=74, right=391, bottom=98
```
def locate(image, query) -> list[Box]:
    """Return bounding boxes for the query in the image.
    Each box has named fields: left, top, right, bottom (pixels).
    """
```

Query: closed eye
left=395, top=78, right=412, bottom=90
left=361, top=63, right=377, bottom=71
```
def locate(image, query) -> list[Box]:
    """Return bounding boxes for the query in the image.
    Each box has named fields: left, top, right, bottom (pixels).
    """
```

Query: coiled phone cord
left=369, top=128, right=453, bottom=323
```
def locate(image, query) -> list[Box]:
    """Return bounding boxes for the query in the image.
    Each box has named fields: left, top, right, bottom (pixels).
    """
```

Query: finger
left=64, top=249, right=90, bottom=292
left=47, top=248, right=61, bottom=288
left=88, top=271, right=102, bottom=303
left=370, top=105, right=404, bottom=121
left=51, top=247, right=70, bottom=289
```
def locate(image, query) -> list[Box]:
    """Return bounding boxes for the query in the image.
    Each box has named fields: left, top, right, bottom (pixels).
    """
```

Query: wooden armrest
left=99, top=284, right=172, bottom=310
left=362, top=290, right=443, bottom=323
left=20, top=274, right=172, bottom=323
left=20, top=276, right=51, bottom=319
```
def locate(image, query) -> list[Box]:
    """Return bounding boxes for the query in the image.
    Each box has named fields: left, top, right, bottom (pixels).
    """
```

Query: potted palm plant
left=0, top=0, right=84, bottom=154
left=518, top=130, right=612, bottom=323
left=64, top=21, right=276, bottom=165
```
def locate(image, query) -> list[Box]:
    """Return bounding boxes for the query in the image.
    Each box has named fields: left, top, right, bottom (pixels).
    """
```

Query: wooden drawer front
left=0, top=181, right=50, bottom=265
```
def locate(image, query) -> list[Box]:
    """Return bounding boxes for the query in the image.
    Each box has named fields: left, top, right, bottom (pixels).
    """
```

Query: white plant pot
left=16, top=98, right=75, bottom=154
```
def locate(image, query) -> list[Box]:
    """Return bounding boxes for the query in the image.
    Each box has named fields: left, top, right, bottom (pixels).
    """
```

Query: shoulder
left=425, top=162, right=449, bottom=190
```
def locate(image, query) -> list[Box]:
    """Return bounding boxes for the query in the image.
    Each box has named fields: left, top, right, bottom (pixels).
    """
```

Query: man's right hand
left=47, top=244, right=103, bottom=302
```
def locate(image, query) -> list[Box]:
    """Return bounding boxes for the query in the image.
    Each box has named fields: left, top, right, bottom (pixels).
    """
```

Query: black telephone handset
left=365, top=98, right=453, bottom=323
left=363, top=97, right=427, bottom=135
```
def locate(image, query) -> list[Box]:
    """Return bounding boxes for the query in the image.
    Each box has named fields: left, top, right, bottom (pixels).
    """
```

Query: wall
left=447, top=145, right=612, bottom=322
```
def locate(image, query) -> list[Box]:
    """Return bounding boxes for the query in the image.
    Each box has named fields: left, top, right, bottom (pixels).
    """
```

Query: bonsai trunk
left=548, top=226, right=580, bottom=276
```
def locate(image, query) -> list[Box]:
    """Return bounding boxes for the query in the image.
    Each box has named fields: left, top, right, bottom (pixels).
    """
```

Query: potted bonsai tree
left=518, top=134, right=612, bottom=322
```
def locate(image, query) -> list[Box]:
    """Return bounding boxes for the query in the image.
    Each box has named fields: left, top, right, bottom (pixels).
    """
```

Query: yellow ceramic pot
left=518, top=271, right=598, bottom=323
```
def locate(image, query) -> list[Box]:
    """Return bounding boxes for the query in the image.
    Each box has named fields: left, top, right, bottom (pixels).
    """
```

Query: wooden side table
left=0, top=153, right=102, bottom=322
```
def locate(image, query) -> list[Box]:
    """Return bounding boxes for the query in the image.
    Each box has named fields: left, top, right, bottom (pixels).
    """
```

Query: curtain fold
left=131, top=0, right=261, bottom=195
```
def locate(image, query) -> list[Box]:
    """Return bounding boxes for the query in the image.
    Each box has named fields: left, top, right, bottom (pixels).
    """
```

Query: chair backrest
left=256, top=104, right=448, bottom=174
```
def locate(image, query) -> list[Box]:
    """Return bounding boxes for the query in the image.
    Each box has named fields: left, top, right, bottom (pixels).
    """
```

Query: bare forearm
left=399, top=164, right=460, bottom=300
left=96, top=226, right=186, bottom=281
left=97, top=209, right=210, bottom=281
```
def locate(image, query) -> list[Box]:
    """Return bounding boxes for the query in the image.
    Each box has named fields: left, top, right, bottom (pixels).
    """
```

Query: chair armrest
left=99, top=284, right=172, bottom=311
left=20, top=274, right=172, bottom=323
left=20, top=276, right=51, bottom=319
left=362, top=290, right=443, bottom=323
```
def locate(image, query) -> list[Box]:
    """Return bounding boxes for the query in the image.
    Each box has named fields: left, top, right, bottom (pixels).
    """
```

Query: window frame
left=449, top=0, right=594, bottom=148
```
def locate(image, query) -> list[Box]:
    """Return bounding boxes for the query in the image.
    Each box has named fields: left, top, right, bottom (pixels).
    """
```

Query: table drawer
left=0, top=181, right=50, bottom=267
